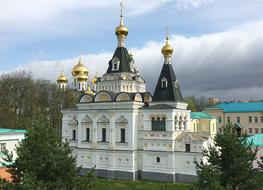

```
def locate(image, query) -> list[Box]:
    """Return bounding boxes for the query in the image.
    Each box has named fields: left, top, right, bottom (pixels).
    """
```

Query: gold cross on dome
left=120, top=0, right=124, bottom=17
left=166, top=26, right=169, bottom=40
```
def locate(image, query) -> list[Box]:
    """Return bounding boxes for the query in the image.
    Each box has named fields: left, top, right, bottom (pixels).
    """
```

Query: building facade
left=204, top=102, right=263, bottom=135
left=61, top=4, right=214, bottom=182
left=0, top=128, right=26, bottom=166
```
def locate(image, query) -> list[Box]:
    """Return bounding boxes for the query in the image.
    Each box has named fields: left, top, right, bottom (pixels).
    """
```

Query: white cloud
left=5, top=20, right=263, bottom=100
left=0, top=0, right=171, bottom=24
left=175, top=0, right=214, bottom=9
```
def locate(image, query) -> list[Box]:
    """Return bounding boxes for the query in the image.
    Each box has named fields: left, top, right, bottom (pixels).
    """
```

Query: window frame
left=120, top=128, right=126, bottom=143
left=185, top=144, right=191, bottom=152
left=249, top=116, right=252, bottom=123
left=237, top=116, right=240, bottom=123
left=161, top=77, right=168, bottom=88
left=0, top=143, right=6, bottom=152
left=86, top=128, right=90, bottom=142
left=72, top=130, right=76, bottom=140
left=255, top=116, right=258, bottom=123
left=102, top=128, right=106, bottom=142
left=249, top=128, right=252, bottom=134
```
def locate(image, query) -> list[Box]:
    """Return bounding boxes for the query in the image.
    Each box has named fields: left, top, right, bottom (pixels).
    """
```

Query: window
left=185, top=144, right=191, bottom=152
left=113, top=63, right=118, bottom=70
left=161, top=78, right=168, bottom=88
left=152, top=117, right=166, bottom=131
left=0, top=143, right=6, bottom=152
left=249, top=116, right=252, bottom=123
left=112, top=57, right=120, bottom=71
left=156, top=157, right=160, bottom=163
left=249, top=128, right=252, bottom=134
left=72, top=130, right=76, bottom=140
left=255, top=116, right=258, bottom=123
left=86, top=128, right=90, bottom=141
left=255, top=128, right=259, bottom=134
left=102, top=128, right=106, bottom=142
left=237, top=116, right=240, bottom=123
left=227, top=117, right=230, bottom=123
left=218, top=117, right=222, bottom=123
left=261, top=116, right=263, bottom=123
left=120, top=128, right=125, bottom=143
left=261, top=128, right=263, bottom=133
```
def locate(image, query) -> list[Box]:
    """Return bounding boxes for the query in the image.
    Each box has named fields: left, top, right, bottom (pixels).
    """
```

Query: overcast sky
left=0, top=0, right=263, bottom=101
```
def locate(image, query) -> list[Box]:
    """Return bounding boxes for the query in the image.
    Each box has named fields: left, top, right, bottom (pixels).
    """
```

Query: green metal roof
left=247, top=134, right=263, bottom=147
left=214, top=102, right=263, bottom=113
left=0, top=128, right=26, bottom=134
left=190, top=112, right=215, bottom=119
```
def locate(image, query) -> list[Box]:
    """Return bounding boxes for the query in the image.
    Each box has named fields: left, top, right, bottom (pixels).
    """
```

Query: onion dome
left=76, top=71, right=88, bottom=82
left=115, top=23, right=128, bottom=37
left=57, top=72, right=68, bottom=83
left=161, top=36, right=174, bottom=57
left=71, top=57, right=88, bottom=77
left=85, top=86, right=94, bottom=95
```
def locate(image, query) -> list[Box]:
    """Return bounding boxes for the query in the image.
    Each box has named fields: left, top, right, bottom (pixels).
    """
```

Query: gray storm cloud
left=15, top=20, right=263, bottom=100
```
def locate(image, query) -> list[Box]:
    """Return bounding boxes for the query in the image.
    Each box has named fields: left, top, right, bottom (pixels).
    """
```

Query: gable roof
left=175, top=131, right=209, bottom=141
left=213, top=102, right=263, bottom=113
left=153, top=63, right=183, bottom=102
left=106, top=47, right=135, bottom=74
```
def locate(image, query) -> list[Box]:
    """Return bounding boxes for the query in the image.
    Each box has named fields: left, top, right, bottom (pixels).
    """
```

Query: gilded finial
left=161, top=26, right=174, bottom=57
left=115, top=0, right=128, bottom=37
left=166, top=26, right=169, bottom=41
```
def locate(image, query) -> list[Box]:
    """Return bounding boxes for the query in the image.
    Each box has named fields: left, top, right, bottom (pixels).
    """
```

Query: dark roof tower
left=106, top=1, right=135, bottom=74
left=153, top=29, right=184, bottom=102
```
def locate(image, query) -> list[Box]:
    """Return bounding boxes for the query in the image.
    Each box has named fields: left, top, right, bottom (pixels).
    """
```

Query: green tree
left=193, top=124, right=257, bottom=190
left=185, top=96, right=197, bottom=112
left=1, top=117, right=94, bottom=190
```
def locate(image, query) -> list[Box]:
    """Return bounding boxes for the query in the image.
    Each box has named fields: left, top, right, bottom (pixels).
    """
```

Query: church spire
left=153, top=30, right=183, bottom=102
left=115, top=0, right=128, bottom=47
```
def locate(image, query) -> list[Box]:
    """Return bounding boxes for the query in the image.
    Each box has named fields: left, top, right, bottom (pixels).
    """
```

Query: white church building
left=60, top=4, right=213, bottom=183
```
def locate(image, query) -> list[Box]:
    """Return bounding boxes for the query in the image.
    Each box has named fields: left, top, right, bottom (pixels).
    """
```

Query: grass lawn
left=93, top=178, right=193, bottom=190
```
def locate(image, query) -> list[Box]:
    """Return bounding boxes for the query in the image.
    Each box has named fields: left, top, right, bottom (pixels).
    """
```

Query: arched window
left=156, top=157, right=160, bottom=163
left=161, top=77, right=168, bottom=88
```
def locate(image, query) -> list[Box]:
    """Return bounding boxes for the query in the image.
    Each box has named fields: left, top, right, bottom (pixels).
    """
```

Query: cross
left=120, top=0, right=124, bottom=17
left=166, top=26, right=169, bottom=40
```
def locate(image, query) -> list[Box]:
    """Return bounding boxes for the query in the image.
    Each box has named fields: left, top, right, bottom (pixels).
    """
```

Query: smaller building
left=0, top=128, right=26, bottom=181
left=208, top=98, right=219, bottom=106
left=246, top=134, right=263, bottom=168
left=204, top=102, right=263, bottom=135
left=189, top=112, right=217, bottom=137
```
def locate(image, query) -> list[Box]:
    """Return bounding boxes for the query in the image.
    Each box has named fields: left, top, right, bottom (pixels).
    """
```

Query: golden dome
left=115, top=23, right=128, bottom=37
left=57, top=72, right=68, bottom=83
left=76, top=71, right=88, bottom=82
left=85, top=86, right=94, bottom=95
left=161, top=37, right=174, bottom=57
left=71, top=57, right=88, bottom=77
